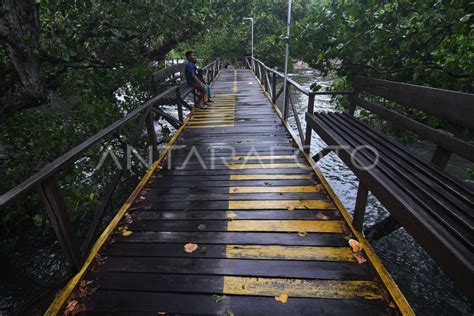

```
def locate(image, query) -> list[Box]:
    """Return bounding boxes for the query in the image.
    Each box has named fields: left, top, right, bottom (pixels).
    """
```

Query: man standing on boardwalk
left=185, top=51, right=207, bottom=109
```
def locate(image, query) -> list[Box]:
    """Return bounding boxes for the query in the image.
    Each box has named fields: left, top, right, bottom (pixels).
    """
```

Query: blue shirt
left=184, top=61, right=197, bottom=86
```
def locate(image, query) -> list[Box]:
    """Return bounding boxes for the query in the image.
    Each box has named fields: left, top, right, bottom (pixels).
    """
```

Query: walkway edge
left=253, top=73, right=415, bottom=316
left=45, top=98, right=199, bottom=315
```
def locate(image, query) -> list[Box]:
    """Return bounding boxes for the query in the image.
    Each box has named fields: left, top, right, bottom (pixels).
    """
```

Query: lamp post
left=243, top=17, right=254, bottom=65
left=282, top=0, right=292, bottom=120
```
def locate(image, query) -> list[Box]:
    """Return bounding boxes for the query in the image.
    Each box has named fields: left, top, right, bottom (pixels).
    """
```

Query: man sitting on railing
left=184, top=51, right=208, bottom=109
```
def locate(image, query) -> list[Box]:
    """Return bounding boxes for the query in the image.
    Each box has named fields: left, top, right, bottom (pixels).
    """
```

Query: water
left=286, top=68, right=473, bottom=315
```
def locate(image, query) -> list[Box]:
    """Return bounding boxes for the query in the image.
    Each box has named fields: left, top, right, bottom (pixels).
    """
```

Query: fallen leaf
left=184, top=243, right=198, bottom=253
left=352, top=252, right=367, bottom=264
left=64, top=300, right=86, bottom=316
left=275, top=293, right=288, bottom=303
left=212, top=294, right=226, bottom=303
left=297, top=231, right=308, bottom=237
left=79, top=280, right=94, bottom=298
left=200, top=246, right=208, bottom=254
left=348, top=239, right=363, bottom=252
left=316, top=212, right=330, bottom=220
left=287, top=205, right=295, bottom=211
left=227, top=212, right=237, bottom=220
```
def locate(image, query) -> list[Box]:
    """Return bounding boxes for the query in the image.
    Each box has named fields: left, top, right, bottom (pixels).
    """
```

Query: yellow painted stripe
left=189, top=124, right=234, bottom=128
left=192, top=115, right=235, bottom=119
left=229, top=185, right=323, bottom=193
left=227, top=163, right=309, bottom=169
left=233, top=155, right=296, bottom=160
left=230, top=174, right=313, bottom=180
left=191, top=118, right=234, bottom=122
left=227, top=220, right=343, bottom=233
left=195, top=109, right=235, bottom=112
left=226, top=245, right=355, bottom=261
left=229, top=200, right=335, bottom=210
left=222, top=277, right=383, bottom=300
left=253, top=69, right=414, bottom=314
left=189, top=120, right=234, bottom=125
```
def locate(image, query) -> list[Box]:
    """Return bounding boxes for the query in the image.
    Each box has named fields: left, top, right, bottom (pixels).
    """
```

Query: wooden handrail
left=0, top=59, right=221, bottom=275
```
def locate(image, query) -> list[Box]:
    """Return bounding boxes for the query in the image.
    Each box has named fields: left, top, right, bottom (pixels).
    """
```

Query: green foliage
left=294, top=0, right=473, bottom=92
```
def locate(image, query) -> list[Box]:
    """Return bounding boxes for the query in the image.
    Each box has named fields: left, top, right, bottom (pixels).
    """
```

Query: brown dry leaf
left=316, top=212, right=330, bottom=220
left=64, top=300, right=86, bottom=316
left=184, top=243, right=198, bottom=253
left=79, top=280, right=94, bottom=298
left=348, top=239, right=363, bottom=252
left=275, top=293, right=289, bottom=303
left=352, top=252, right=367, bottom=264
left=287, top=205, right=295, bottom=211
left=297, top=231, right=308, bottom=237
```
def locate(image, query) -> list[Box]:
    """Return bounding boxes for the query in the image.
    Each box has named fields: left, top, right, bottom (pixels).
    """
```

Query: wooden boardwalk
left=47, top=69, right=412, bottom=315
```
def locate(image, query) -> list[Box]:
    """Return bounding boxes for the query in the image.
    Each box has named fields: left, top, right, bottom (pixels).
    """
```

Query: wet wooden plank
left=85, top=291, right=388, bottom=315
left=98, top=257, right=373, bottom=280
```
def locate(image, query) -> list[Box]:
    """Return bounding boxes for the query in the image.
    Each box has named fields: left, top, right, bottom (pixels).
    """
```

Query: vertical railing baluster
left=304, top=92, right=315, bottom=153
left=272, top=72, right=277, bottom=100
left=283, top=82, right=290, bottom=120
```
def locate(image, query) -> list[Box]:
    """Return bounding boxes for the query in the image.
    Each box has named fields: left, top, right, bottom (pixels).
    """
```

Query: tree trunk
left=0, top=0, right=46, bottom=118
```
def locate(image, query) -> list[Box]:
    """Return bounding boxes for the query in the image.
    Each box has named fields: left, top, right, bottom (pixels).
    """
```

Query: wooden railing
left=244, top=56, right=351, bottom=152
left=0, top=58, right=220, bottom=312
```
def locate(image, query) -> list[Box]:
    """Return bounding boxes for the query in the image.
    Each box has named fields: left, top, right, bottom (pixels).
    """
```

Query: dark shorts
left=190, top=82, right=206, bottom=94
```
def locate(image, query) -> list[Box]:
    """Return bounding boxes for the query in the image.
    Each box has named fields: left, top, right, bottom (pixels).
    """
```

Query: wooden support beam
left=304, top=93, right=315, bottom=153
left=352, top=183, right=368, bottom=231
left=364, top=215, right=401, bottom=242
left=312, top=147, right=332, bottom=163
left=151, top=106, right=181, bottom=130
left=175, top=86, right=184, bottom=122
left=40, top=176, right=82, bottom=269
left=431, top=146, right=452, bottom=169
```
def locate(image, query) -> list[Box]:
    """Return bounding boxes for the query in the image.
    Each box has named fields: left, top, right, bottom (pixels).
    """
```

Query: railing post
left=145, top=111, right=159, bottom=161
left=304, top=92, right=315, bottom=153
left=175, top=86, right=184, bottom=122
left=261, top=68, right=266, bottom=91
left=352, top=182, right=368, bottom=231
left=272, top=72, right=276, bottom=100
left=283, top=82, right=290, bottom=120
left=40, top=176, right=82, bottom=269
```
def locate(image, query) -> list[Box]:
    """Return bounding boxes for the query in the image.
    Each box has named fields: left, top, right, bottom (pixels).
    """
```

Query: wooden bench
left=150, top=63, right=195, bottom=127
left=305, top=76, right=474, bottom=301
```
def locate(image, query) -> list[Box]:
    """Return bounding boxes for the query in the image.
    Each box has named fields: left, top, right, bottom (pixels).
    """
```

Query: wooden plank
left=103, top=243, right=354, bottom=262
left=114, top=231, right=348, bottom=246
left=229, top=185, right=323, bottom=193
left=352, top=76, right=474, bottom=129
left=131, top=210, right=340, bottom=221
left=85, top=291, right=387, bottom=315
left=229, top=200, right=336, bottom=210
left=98, top=257, right=373, bottom=280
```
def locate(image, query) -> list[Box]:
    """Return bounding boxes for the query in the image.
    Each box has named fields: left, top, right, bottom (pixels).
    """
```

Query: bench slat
left=306, top=111, right=474, bottom=301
